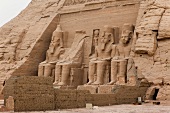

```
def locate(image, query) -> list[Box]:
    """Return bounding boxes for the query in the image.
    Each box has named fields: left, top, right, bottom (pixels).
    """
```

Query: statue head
left=52, top=25, right=63, bottom=47
left=120, top=23, right=134, bottom=44
left=93, top=29, right=100, bottom=46
left=100, top=26, right=114, bottom=50
left=93, top=29, right=99, bottom=37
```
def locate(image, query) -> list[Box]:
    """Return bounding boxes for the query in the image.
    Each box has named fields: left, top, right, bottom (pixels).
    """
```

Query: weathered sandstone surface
left=0, top=0, right=170, bottom=101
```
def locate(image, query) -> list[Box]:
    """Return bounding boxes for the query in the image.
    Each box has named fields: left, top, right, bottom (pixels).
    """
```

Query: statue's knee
left=89, top=62, right=95, bottom=67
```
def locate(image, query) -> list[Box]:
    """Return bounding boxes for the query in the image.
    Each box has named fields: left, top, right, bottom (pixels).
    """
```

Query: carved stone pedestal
left=98, top=85, right=117, bottom=94
left=117, top=76, right=126, bottom=85
left=139, top=79, right=150, bottom=87
left=127, top=76, right=138, bottom=86
left=77, top=85, right=98, bottom=94
left=53, top=85, right=77, bottom=89
left=6, top=96, right=14, bottom=110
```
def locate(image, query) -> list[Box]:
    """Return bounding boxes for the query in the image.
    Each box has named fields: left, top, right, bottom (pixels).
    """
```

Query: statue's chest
left=97, top=46, right=112, bottom=54
left=117, top=45, right=131, bottom=56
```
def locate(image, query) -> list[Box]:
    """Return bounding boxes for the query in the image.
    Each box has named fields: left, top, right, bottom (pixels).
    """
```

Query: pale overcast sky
left=0, top=0, right=31, bottom=27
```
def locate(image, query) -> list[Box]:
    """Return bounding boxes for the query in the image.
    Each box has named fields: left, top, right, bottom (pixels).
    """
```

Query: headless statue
left=53, top=30, right=86, bottom=86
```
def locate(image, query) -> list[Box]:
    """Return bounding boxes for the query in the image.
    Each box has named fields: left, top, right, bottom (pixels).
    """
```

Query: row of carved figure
left=64, top=0, right=99, bottom=6
left=38, top=23, right=138, bottom=86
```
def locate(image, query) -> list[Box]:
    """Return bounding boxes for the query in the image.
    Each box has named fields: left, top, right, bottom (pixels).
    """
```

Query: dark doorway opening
left=153, top=89, right=159, bottom=100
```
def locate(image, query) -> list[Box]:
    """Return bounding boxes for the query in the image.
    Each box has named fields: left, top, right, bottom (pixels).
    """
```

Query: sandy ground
left=3, top=103, right=170, bottom=113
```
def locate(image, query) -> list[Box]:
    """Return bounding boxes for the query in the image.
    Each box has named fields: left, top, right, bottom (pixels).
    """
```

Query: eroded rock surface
left=134, top=0, right=170, bottom=86
left=0, top=0, right=63, bottom=91
left=0, top=0, right=170, bottom=102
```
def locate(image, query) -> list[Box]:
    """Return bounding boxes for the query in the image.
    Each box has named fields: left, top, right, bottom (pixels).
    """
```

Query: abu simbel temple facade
left=0, top=0, right=170, bottom=111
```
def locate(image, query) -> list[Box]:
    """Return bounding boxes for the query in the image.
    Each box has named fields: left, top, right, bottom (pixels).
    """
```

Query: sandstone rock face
left=0, top=0, right=140, bottom=90
left=159, top=9, right=170, bottom=39
left=135, top=1, right=165, bottom=55
left=1, top=0, right=170, bottom=102
left=134, top=0, right=170, bottom=55
left=134, top=0, right=170, bottom=86
left=64, top=0, right=99, bottom=6
left=157, top=85, right=170, bottom=101
left=0, top=0, right=64, bottom=91
left=133, top=0, right=170, bottom=101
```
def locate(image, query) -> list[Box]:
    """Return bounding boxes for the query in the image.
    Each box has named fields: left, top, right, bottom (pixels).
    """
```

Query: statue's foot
left=116, top=81, right=125, bottom=85
left=107, top=81, right=116, bottom=85
left=92, top=81, right=103, bottom=85
left=57, top=82, right=67, bottom=86
left=40, top=60, right=47, bottom=64
left=53, top=81, right=58, bottom=85
left=86, top=81, right=93, bottom=85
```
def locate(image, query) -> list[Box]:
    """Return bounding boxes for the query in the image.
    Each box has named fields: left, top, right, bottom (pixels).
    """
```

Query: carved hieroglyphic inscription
left=64, top=0, right=99, bottom=6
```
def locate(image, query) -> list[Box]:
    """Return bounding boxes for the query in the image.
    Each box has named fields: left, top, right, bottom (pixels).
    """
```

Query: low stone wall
left=54, top=89, right=117, bottom=109
left=55, top=85, right=148, bottom=109
left=3, top=76, right=148, bottom=111
left=3, top=76, right=55, bottom=112
left=55, top=89, right=90, bottom=109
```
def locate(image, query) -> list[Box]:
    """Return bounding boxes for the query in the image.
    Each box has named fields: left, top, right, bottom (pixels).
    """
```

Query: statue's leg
left=93, top=62, right=106, bottom=85
left=118, top=60, right=127, bottom=84
left=44, top=64, right=54, bottom=77
left=108, top=60, right=118, bottom=85
left=87, top=62, right=96, bottom=85
left=58, top=65, right=71, bottom=85
left=38, top=65, right=44, bottom=77
left=104, top=64, right=110, bottom=84
left=127, top=58, right=138, bottom=85
left=53, top=65, right=62, bottom=85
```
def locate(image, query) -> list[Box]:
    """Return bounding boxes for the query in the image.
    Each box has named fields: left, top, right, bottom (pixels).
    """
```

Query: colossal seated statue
left=53, top=30, right=87, bottom=86
left=87, top=26, right=116, bottom=85
left=108, top=23, right=137, bottom=85
left=38, top=25, right=65, bottom=77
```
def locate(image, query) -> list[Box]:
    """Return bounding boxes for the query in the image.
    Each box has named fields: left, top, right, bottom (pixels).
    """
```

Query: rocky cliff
left=0, top=0, right=64, bottom=91
left=134, top=0, right=170, bottom=85
left=0, top=0, right=170, bottom=101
